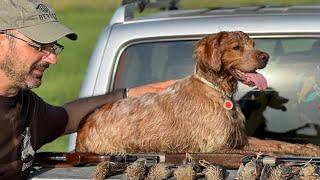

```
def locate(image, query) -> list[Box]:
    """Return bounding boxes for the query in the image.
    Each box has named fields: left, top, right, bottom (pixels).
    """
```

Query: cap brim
left=18, top=21, right=77, bottom=43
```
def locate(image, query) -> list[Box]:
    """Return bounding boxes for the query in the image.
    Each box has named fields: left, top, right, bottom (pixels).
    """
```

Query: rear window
left=114, top=37, right=320, bottom=145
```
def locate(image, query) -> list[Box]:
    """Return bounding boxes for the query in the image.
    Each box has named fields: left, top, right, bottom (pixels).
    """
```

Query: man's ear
left=194, top=32, right=226, bottom=72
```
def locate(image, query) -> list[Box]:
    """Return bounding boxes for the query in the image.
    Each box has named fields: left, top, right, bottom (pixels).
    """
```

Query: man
left=0, top=0, right=174, bottom=179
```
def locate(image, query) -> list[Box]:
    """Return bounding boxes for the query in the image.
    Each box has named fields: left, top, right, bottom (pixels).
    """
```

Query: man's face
left=0, top=30, right=58, bottom=90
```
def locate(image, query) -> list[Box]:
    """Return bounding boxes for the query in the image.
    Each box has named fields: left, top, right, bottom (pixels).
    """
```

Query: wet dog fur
left=76, top=31, right=320, bottom=156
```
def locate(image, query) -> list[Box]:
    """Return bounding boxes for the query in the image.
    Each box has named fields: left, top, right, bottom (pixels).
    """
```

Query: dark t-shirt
left=0, top=90, right=68, bottom=180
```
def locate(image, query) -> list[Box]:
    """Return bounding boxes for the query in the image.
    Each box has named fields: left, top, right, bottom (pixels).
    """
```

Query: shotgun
left=34, top=149, right=257, bottom=169
left=34, top=150, right=320, bottom=169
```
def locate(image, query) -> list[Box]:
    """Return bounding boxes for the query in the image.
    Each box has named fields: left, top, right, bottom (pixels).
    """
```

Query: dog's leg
left=244, top=137, right=320, bottom=156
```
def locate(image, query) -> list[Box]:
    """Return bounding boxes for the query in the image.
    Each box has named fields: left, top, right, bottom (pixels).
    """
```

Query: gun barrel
left=278, top=156, right=320, bottom=165
left=261, top=156, right=320, bottom=166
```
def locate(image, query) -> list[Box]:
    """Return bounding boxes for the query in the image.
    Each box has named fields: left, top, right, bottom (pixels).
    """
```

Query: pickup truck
left=30, top=0, right=320, bottom=179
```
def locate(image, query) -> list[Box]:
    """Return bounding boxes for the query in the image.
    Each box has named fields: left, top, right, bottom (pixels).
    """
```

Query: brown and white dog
left=76, top=31, right=320, bottom=156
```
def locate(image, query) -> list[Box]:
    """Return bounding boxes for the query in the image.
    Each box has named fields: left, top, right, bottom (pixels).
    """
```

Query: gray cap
left=0, top=0, right=77, bottom=43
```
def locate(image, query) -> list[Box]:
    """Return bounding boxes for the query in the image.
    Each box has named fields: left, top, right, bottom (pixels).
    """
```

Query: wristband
left=123, top=88, right=129, bottom=98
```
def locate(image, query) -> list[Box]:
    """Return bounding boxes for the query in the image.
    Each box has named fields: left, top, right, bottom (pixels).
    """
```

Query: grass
left=39, top=0, right=320, bottom=152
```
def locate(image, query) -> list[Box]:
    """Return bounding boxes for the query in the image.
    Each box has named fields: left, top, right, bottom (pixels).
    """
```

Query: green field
left=39, top=0, right=319, bottom=152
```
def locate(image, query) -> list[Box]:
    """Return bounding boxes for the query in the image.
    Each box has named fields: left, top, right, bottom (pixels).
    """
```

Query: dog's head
left=194, top=31, right=269, bottom=90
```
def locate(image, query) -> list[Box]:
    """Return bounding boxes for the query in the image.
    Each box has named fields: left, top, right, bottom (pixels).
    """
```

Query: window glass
left=115, top=37, right=320, bottom=145
left=115, top=41, right=196, bottom=88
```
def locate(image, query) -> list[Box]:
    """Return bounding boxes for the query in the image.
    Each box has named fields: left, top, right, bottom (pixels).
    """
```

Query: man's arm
left=62, top=80, right=176, bottom=134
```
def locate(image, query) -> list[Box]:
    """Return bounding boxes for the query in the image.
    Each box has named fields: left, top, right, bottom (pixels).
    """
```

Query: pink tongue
left=245, top=72, right=268, bottom=90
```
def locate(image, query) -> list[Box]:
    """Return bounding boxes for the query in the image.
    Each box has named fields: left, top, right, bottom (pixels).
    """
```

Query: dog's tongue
left=245, top=72, right=268, bottom=90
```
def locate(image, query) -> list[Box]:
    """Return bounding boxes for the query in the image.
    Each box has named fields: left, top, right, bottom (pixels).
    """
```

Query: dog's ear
left=194, top=32, right=226, bottom=72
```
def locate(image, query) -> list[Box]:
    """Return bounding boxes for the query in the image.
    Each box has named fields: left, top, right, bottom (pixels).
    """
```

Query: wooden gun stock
left=34, top=152, right=109, bottom=167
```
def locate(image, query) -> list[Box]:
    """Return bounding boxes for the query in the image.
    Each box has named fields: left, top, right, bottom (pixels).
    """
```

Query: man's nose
left=42, top=53, right=58, bottom=64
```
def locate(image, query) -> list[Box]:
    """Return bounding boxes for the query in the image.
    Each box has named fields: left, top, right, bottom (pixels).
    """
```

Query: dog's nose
left=258, top=52, right=269, bottom=64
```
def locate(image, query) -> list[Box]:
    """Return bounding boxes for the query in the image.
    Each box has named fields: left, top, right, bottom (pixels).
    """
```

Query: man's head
left=0, top=0, right=77, bottom=93
left=0, top=0, right=77, bottom=43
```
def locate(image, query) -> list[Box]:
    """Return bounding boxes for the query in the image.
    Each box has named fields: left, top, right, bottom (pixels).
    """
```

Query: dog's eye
left=233, top=45, right=240, bottom=50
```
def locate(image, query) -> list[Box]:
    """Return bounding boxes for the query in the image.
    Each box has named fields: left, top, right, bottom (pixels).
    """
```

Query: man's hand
left=127, top=80, right=177, bottom=97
